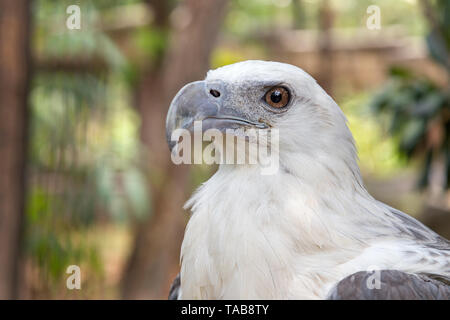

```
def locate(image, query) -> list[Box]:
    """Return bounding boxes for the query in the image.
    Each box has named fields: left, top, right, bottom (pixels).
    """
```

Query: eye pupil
left=270, top=90, right=282, bottom=103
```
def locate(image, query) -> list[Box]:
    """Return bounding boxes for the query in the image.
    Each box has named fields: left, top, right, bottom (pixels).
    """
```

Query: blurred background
left=0, top=0, right=449, bottom=299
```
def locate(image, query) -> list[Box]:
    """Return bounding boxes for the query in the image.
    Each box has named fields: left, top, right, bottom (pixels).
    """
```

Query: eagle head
left=166, top=60, right=359, bottom=180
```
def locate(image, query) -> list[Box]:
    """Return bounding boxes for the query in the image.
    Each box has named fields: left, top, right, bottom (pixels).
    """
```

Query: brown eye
left=265, top=86, right=290, bottom=108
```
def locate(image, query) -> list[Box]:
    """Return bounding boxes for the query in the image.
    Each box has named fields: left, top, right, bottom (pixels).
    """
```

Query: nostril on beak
left=209, top=89, right=220, bottom=98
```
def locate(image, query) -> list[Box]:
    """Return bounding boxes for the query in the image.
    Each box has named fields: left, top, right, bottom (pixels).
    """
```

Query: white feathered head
left=166, top=60, right=361, bottom=184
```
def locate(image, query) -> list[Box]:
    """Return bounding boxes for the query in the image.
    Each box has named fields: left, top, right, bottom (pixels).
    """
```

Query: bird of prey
left=165, top=60, right=450, bottom=300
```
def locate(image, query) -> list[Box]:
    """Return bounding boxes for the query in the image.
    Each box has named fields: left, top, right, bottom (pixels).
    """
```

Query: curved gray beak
left=165, top=80, right=268, bottom=151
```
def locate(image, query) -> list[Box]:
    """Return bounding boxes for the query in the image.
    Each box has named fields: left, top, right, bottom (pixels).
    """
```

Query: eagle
left=165, top=60, right=450, bottom=300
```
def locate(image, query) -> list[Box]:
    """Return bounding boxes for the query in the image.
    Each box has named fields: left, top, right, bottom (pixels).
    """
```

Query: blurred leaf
left=426, top=30, right=450, bottom=70
left=122, top=168, right=150, bottom=220
left=399, top=119, right=426, bottom=156
left=389, top=66, right=414, bottom=79
left=133, top=27, right=168, bottom=61
left=371, top=69, right=449, bottom=189
left=411, top=92, right=446, bottom=117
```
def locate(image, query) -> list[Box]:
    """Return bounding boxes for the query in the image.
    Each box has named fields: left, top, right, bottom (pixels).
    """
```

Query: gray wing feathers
left=327, top=270, right=450, bottom=300
left=168, top=273, right=181, bottom=300
left=385, top=205, right=450, bottom=250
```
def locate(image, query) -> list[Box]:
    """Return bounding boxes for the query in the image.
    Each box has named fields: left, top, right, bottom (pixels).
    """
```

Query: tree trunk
left=0, top=0, right=31, bottom=299
left=122, top=0, right=228, bottom=299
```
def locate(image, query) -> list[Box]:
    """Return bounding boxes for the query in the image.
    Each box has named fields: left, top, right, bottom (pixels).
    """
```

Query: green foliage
left=26, top=187, right=103, bottom=284
left=425, top=0, right=450, bottom=72
left=371, top=69, right=448, bottom=161
left=133, top=27, right=169, bottom=62
left=123, top=26, right=170, bottom=86
left=370, top=0, right=450, bottom=190
left=343, top=93, right=406, bottom=176
left=225, top=0, right=427, bottom=39
left=225, top=0, right=295, bottom=38
left=28, top=1, right=149, bottom=294
left=331, top=0, right=426, bottom=35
